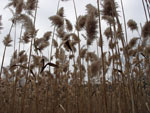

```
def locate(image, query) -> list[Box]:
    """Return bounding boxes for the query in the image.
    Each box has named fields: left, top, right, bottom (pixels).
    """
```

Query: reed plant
left=0, top=0, right=150, bottom=113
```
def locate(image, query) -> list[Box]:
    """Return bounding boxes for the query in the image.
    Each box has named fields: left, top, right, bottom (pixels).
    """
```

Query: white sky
left=0, top=0, right=146, bottom=66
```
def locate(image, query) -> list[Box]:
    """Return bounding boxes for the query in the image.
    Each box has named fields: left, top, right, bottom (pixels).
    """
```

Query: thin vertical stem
left=145, top=0, right=150, bottom=19
left=142, top=0, right=149, bottom=21
left=97, top=0, right=108, bottom=113
left=18, top=24, right=23, bottom=53
left=72, top=0, right=83, bottom=113
left=0, top=46, right=6, bottom=78
left=49, top=0, right=61, bottom=62
left=21, top=0, right=39, bottom=113
left=120, top=0, right=128, bottom=44
left=0, top=22, right=13, bottom=78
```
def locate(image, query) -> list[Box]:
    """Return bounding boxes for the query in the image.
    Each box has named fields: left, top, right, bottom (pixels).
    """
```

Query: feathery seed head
left=22, top=32, right=31, bottom=43
left=102, top=0, right=118, bottom=17
left=26, top=0, right=37, bottom=11
left=16, top=0, right=24, bottom=14
left=116, top=24, right=124, bottom=39
left=104, top=27, right=113, bottom=39
left=85, top=13, right=98, bottom=45
left=16, top=14, right=35, bottom=35
left=102, top=15, right=114, bottom=24
left=127, top=19, right=138, bottom=31
left=76, top=15, right=87, bottom=31
left=65, top=19, right=73, bottom=32
left=91, top=60, right=101, bottom=77
left=86, top=4, right=98, bottom=17
left=57, top=7, right=64, bottom=17
left=49, top=15, right=64, bottom=28
left=43, top=31, right=51, bottom=41
left=142, top=21, right=150, bottom=38
left=52, top=39, right=58, bottom=48
left=3, top=34, right=12, bottom=47
left=128, top=37, right=139, bottom=49
left=57, top=27, right=66, bottom=39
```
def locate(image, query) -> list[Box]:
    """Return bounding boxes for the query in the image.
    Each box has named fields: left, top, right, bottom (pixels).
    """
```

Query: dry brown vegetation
left=0, top=0, right=150, bottom=113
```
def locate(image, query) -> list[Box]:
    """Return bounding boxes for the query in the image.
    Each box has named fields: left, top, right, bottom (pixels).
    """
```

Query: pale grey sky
left=0, top=0, right=146, bottom=66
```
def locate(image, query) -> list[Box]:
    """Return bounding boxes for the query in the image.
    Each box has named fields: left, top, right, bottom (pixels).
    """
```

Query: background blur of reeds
left=0, top=0, right=150, bottom=113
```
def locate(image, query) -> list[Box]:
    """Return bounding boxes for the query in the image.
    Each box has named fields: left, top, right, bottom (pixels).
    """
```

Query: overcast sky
left=0, top=0, right=146, bottom=66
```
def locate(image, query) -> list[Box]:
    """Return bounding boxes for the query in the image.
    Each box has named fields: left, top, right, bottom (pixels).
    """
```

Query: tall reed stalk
left=97, top=0, right=108, bottom=113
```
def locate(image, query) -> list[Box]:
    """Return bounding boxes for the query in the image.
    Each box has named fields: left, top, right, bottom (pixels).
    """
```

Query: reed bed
left=0, top=0, right=150, bottom=113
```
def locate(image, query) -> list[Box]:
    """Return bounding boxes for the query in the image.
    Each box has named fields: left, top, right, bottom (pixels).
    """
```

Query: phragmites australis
left=65, top=19, right=73, bottom=32
left=5, top=0, right=24, bottom=14
left=102, top=15, right=114, bottom=24
left=22, top=31, right=31, bottom=43
left=18, top=50, right=28, bottom=63
left=116, top=24, right=124, bottom=39
left=6, top=0, right=19, bottom=8
left=49, top=15, right=64, bottom=28
left=80, top=48, right=87, bottom=58
left=86, top=14, right=98, bottom=45
left=43, top=31, right=52, bottom=41
left=85, top=3, right=98, bottom=45
left=16, top=14, right=35, bottom=35
left=101, top=0, right=119, bottom=17
left=109, top=40, right=117, bottom=49
left=86, top=4, right=98, bottom=16
left=16, top=0, right=24, bottom=14
left=52, top=39, right=58, bottom=48
left=34, top=38, right=50, bottom=51
left=26, top=0, right=37, bottom=11
left=57, top=7, right=64, bottom=17
left=76, top=15, right=87, bottom=31
left=86, top=52, right=99, bottom=62
left=57, top=27, right=66, bottom=39
left=128, top=37, right=139, bottom=49
left=104, top=27, right=113, bottom=39
left=142, top=21, right=150, bottom=38
left=3, top=34, right=12, bottom=47
left=90, top=60, right=101, bottom=77
left=127, top=19, right=138, bottom=31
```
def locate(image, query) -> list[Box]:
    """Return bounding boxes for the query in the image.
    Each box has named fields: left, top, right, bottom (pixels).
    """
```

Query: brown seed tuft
left=128, top=37, right=139, bottom=49
left=101, top=0, right=119, bottom=17
left=49, top=15, right=64, bottom=28
left=86, top=4, right=98, bottom=16
left=85, top=13, right=97, bottom=45
left=57, top=7, right=64, bottom=17
left=104, top=27, right=113, bottom=39
left=127, top=19, right=138, bottom=31
left=65, top=19, right=73, bottom=32
left=3, top=34, right=12, bottom=47
left=142, top=21, right=150, bottom=38
left=76, top=15, right=87, bottom=31
left=26, top=0, right=37, bottom=11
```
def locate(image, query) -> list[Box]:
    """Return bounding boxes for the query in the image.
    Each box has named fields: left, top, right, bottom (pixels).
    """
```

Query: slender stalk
left=120, top=0, right=128, bottom=43
left=20, top=0, right=39, bottom=113
left=0, top=46, right=7, bottom=79
left=142, top=0, right=149, bottom=21
left=18, top=24, right=23, bottom=53
left=145, top=0, right=150, bottom=19
left=49, top=0, right=61, bottom=62
left=72, top=0, right=83, bottom=113
left=97, top=0, right=108, bottom=113
left=0, top=22, right=13, bottom=78
left=14, top=20, right=17, bottom=52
